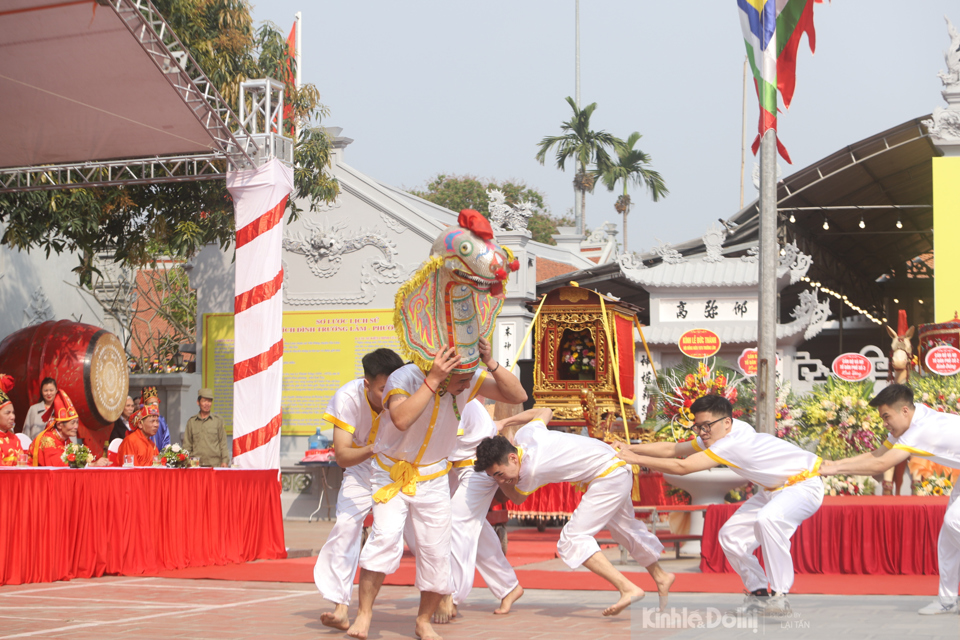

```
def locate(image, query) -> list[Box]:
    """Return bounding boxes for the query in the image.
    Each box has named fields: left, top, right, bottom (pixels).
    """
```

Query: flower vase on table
left=159, top=444, right=192, bottom=468
left=62, top=443, right=92, bottom=469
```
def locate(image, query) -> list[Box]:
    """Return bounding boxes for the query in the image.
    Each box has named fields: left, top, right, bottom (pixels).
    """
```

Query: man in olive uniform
left=182, top=388, right=229, bottom=467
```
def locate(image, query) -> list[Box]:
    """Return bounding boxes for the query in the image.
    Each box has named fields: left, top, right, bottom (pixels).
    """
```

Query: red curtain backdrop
left=614, top=313, right=635, bottom=401
left=501, top=472, right=685, bottom=518
left=700, top=495, right=948, bottom=575
left=0, top=468, right=286, bottom=585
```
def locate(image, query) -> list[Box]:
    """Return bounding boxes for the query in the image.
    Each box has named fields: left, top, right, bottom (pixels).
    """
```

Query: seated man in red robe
left=0, top=374, right=23, bottom=466
left=30, top=390, right=79, bottom=466
left=30, top=390, right=111, bottom=467
left=118, top=405, right=161, bottom=466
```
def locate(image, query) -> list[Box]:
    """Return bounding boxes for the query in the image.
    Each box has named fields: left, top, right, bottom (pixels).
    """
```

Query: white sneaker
left=761, top=593, right=791, bottom=617
left=918, top=600, right=958, bottom=615
left=735, top=591, right=767, bottom=615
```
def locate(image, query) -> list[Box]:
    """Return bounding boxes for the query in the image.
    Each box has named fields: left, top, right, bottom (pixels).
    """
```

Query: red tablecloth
left=503, top=472, right=685, bottom=518
left=0, top=467, right=286, bottom=585
left=700, top=495, right=949, bottom=575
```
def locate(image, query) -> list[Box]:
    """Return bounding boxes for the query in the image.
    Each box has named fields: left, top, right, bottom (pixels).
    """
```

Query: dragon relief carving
left=653, top=239, right=685, bottom=264
left=791, top=289, right=832, bottom=340
left=282, top=219, right=415, bottom=306
left=701, top=224, right=727, bottom=263
left=487, top=189, right=533, bottom=233
left=618, top=252, right=647, bottom=271
left=777, top=240, right=812, bottom=283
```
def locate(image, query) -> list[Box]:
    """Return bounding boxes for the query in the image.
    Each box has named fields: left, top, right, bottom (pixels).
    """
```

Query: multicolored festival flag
left=738, top=0, right=822, bottom=163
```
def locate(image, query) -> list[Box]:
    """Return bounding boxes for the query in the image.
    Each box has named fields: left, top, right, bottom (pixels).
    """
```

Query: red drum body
left=0, top=321, right=129, bottom=431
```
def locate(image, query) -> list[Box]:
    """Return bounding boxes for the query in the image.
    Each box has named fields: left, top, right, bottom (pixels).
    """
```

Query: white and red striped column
left=226, top=158, right=294, bottom=469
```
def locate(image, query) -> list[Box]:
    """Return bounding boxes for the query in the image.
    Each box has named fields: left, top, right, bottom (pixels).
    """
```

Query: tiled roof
left=622, top=259, right=761, bottom=288
left=537, top=257, right=580, bottom=283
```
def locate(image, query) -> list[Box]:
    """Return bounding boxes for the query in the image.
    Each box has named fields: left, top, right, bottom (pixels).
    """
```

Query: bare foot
left=415, top=618, right=443, bottom=640
left=655, top=571, right=675, bottom=611
left=432, top=595, right=456, bottom=624
left=602, top=587, right=645, bottom=617
left=320, top=603, right=350, bottom=631
left=494, top=584, right=524, bottom=614
left=346, top=610, right=371, bottom=639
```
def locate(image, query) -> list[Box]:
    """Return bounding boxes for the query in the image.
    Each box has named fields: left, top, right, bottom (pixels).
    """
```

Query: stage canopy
left=0, top=0, right=268, bottom=191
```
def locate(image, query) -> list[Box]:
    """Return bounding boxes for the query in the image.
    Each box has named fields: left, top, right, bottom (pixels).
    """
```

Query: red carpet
left=148, top=526, right=941, bottom=595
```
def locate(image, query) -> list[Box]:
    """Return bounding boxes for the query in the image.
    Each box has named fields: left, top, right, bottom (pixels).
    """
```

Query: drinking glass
left=17, top=453, right=29, bottom=467
left=152, top=455, right=161, bottom=467
left=190, top=457, right=200, bottom=468
left=123, top=455, right=134, bottom=468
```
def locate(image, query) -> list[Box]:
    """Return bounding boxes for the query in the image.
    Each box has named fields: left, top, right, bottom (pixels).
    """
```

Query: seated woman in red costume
left=118, top=405, right=161, bottom=467
left=0, top=374, right=23, bottom=466
left=30, top=390, right=110, bottom=467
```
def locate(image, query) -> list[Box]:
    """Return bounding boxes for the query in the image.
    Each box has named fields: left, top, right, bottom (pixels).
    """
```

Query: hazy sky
left=250, top=1, right=957, bottom=250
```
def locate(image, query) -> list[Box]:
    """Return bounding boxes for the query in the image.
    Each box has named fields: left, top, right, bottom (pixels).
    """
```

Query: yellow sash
left=574, top=458, right=627, bottom=493
left=765, top=457, right=822, bottom=492
left=372, top=455, right=452, bottom=503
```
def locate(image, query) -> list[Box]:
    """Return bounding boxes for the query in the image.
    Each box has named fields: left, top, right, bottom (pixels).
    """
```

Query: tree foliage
left=596, top=131, right=668, bottom=252
left=535, top=97, right=623, bottom=232
left=0, top=0, right=338, bottom=284
left=410, top=174, right=574, bottom=245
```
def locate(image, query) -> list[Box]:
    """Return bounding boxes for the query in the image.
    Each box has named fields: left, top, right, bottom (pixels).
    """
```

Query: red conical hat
left=42, top=390, right=78, bottom=424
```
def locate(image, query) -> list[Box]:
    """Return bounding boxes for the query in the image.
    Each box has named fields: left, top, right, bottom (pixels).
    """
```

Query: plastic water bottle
left=308, top=428, right=323, bottom=451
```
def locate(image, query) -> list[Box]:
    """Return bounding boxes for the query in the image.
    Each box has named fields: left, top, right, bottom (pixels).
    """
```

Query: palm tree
left=535, top=97, right=623, bottom=235
left=597, top=131, right=668, bottom=252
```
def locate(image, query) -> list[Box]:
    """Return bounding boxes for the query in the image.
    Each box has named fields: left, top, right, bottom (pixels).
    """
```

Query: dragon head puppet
left=395, top=209, right=520, bottom=374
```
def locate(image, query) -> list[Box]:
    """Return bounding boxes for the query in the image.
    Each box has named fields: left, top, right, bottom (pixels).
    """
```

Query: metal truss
left=108, top=0, right=258, bottom=170
left=0, top=153, right=226, bottom=192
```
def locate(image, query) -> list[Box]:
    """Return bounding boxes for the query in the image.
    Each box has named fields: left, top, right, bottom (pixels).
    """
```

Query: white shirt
left=323, top=378, right=382, bottom=447
left=514, top=419, right=622, bottom=495
left=23, top=401, right=49, bottom=440
left=374, top=364, right=486, bottom=466
left=450, top=399, right=496, bottom=462
left=692, top=418, right=821, bottom=490
left=884, top=403, right=960, bottom=469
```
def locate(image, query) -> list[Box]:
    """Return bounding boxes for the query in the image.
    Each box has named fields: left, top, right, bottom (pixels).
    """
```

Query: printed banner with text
left=202, top=310, right=400, bottom=435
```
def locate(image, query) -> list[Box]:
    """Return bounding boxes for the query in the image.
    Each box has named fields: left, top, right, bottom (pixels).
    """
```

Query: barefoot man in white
left=821, top=383, right=960, bottom=616
left=433, top=399, right=526, bottom=623
left=615, top=394, right=823, bottom=616
left=475, top=407, right=674, bottom=616
left=314, top=348, right=404, bottom=631
left=348, top=338, right=527, bottom=640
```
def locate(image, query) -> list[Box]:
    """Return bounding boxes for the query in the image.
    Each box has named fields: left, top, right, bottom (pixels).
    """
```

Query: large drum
left=0, top=321, right=129, bottom=431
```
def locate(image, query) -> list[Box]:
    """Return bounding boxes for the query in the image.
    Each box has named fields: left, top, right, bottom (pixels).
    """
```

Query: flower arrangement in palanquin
left=559, top=329, right=597, bottom=379
left=643, top=358, right=750, bottom=442
left=794, top=377, right=885, bottom=461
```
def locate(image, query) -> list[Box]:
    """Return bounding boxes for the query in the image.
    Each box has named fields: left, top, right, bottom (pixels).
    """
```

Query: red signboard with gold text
left=678, top=329, right=721, bottom=358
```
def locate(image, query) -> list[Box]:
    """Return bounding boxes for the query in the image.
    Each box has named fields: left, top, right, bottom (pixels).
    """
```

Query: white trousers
left=313, top=460, right=415, bottom=605
left=718, top=476, right=823, bottom=594
left=447, top=465, right=519, bottom=605
left=938, top=487, right=960, bottom=605
left=358, top=459, right=453, bottom=594
left=557, top=466, right=663, bottom=569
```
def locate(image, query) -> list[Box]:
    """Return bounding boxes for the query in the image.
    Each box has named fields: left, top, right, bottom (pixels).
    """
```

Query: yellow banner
left=934, top=157, right=960, bottom=323
left=202, top=309, right=400, bottom=435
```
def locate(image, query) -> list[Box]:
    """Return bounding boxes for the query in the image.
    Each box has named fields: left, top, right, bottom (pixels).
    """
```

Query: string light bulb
left=789, top=213, right=796, bottom=223
left=896, top=217, right=903, bottom=229
left=859, top=216, right=865, bottom=229
left=822, top=217, right=829, bottom=230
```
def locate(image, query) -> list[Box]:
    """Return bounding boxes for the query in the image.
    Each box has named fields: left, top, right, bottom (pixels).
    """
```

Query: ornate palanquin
left=532, top=286, right=643, bottom=438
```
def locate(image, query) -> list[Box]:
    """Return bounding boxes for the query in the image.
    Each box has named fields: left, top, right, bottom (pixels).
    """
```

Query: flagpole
left=757, top=128, right=777, bottom=435
left=740, top=56, right=748, bottom=210
left=295, top=12, right=302, bottom=90
left=574, top=0, right=582, bottom=235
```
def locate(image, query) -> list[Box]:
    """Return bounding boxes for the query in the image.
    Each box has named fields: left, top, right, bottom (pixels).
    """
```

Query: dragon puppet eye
left=458, top=240, right=473, bottom=256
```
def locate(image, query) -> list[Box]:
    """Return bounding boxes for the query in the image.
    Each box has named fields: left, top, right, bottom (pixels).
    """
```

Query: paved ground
left=0, top=577, right=957, bottom=639
left=1, top=520, right=956, bottom=639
